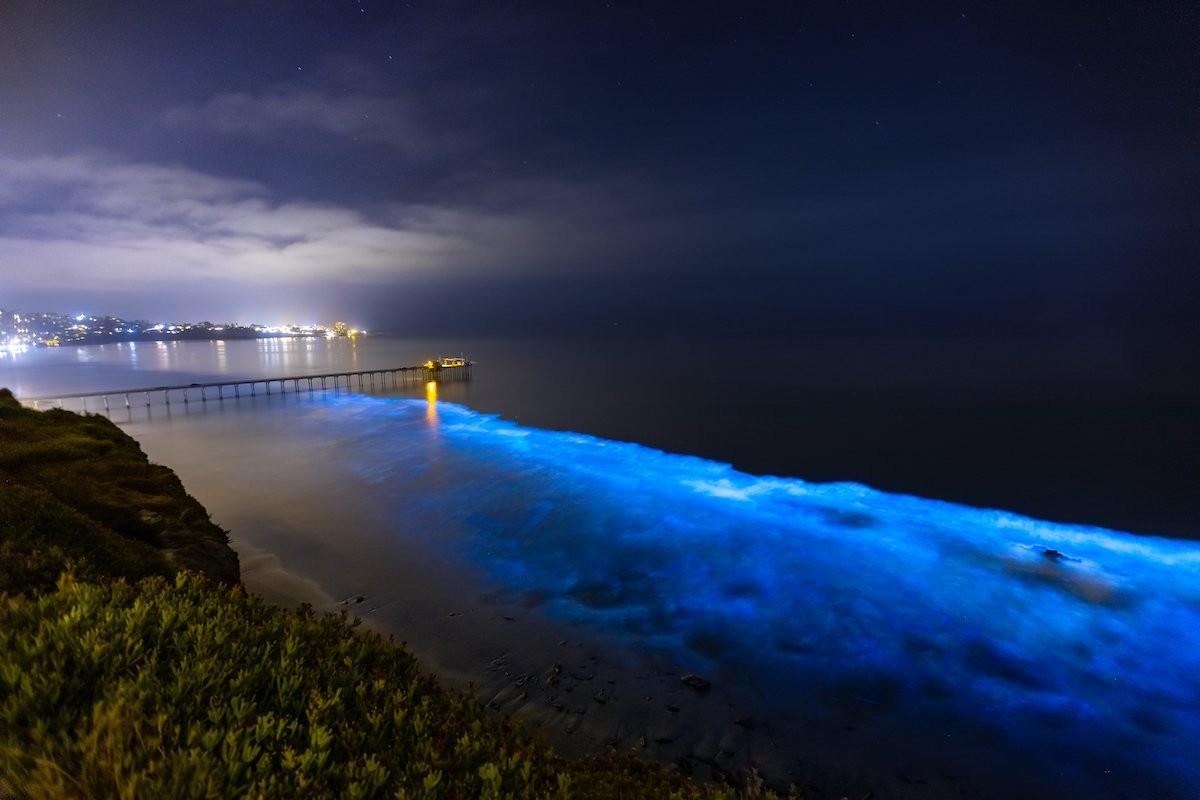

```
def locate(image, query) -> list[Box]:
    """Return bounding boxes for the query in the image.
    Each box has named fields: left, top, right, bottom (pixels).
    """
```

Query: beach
left=124, top=390, right=1198, bottom=800
left=5, top=337, right=1198, bottom=799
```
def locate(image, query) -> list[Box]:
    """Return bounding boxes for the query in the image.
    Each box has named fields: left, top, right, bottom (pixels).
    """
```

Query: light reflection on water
left=0, top=336, right=391, bottom=397
left=3, top=338, right=1198, bottom=797
left=426, top=380, right=439, bottom=426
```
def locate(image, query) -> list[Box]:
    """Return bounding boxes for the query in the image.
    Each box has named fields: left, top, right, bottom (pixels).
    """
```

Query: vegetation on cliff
left=0, top=390, right=785, bottom=799
left=0, top=389, right=238, bottom=586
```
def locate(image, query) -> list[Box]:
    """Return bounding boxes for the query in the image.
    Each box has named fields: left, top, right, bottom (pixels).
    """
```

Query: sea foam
left=325, top=395, right=1199, bottom=796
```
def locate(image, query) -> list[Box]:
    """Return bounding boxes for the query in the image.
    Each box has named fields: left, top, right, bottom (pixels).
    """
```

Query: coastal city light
left=0, top=308, right=359, bottom=349
left=1, top=337, right=29, bottom=358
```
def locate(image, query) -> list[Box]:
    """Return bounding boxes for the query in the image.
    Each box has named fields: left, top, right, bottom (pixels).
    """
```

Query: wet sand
left=233, top=529, right=1127, bottom=800
left=232, top=536, right=919, bottom=799
left=130, top=403, right=839, bottom=792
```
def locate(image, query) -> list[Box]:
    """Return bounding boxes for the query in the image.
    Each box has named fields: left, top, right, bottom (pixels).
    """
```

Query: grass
left=0, top=573, right=786, bottom=799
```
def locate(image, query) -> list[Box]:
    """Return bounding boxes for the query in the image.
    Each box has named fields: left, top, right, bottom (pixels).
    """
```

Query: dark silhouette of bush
left=0, top=483, right=174, bottom=596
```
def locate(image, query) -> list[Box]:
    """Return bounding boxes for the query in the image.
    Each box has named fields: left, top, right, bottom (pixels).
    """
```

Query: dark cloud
left=0, top=154, right=548, bottom=318
left=0, top=1, right=1195, bottom=345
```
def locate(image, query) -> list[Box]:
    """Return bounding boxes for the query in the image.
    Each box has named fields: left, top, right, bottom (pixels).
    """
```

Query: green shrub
left=0, top=573, right=777, bottom=800
left=0, top=484, right=174, bottom=596
left=0, top=391, right=238, bottom=583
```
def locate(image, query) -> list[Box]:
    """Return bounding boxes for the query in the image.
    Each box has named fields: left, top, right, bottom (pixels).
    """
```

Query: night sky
left=1, top=1, right=1196, bottom=345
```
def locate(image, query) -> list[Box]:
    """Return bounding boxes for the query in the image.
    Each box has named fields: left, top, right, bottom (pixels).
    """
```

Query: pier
left=18, top=360, right=472, bottom=413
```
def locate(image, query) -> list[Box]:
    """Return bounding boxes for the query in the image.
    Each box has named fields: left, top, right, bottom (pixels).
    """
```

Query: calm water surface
left=4, top=336, right=1198, bottom=799
left=4, top=334, right=1194, bottom=537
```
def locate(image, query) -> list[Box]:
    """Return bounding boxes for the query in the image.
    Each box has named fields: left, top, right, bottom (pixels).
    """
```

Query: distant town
left=0, top=308, right=361, bottom=352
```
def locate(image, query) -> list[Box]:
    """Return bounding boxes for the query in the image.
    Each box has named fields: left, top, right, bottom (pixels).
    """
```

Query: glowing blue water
left=327, top=395, right=1198, bottom=796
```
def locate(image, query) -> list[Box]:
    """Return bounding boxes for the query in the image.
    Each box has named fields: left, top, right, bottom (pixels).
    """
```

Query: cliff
left=0, top=388, right=240, bottom=589
left=0, top=387, right=781, bottom=800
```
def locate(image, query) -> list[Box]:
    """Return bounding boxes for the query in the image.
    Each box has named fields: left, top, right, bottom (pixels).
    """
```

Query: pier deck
left=18, top=362, right=472, bottom=412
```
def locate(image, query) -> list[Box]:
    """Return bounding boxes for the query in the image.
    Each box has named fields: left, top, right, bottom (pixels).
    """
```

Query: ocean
left=3, top=335, right=1198, bottom=799
left=6, top=333, right=1194, bottom=538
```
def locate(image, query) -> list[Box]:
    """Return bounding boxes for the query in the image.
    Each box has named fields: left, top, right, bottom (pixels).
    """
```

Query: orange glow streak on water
left=425, top=381, right=438, bottom=425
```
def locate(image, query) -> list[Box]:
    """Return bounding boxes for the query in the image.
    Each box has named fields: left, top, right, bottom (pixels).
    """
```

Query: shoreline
left=4, top=334, right=1195, bottom=542
left=229, top=536, right=831, bottom=793
left=225, top=534, right=1090, bottom=800
left=122, top=388, right=1197, bottom=800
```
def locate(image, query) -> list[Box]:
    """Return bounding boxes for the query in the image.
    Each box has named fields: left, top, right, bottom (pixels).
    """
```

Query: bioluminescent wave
left=322, top=395, right=1199, bottom=796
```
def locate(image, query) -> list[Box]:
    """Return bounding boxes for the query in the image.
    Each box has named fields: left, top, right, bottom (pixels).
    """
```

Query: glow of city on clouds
left=0, top=4, right=1192, bottom=336
left=0, top=154, right=532, bottom=290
